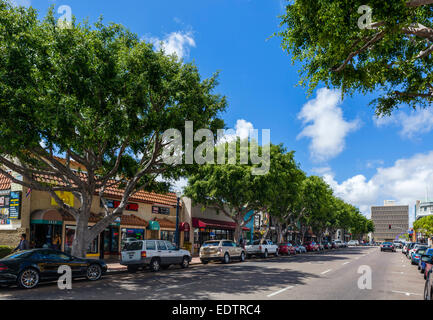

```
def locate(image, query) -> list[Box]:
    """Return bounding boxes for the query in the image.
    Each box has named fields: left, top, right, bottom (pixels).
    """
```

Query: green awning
left=148, top=220, right=160, bottom=230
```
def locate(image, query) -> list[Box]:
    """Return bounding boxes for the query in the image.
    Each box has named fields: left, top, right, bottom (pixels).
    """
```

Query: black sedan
left=0, top=248, right=107, bottom=289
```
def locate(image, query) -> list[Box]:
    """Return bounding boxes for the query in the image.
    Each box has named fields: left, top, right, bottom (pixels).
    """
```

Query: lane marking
left=267, top=285, right=294, bottom=297
left=321, top=269, right=332, bottom=275
left=342, top=261, right=350, bottom=265
left=391, top=290, right=422, bottom=297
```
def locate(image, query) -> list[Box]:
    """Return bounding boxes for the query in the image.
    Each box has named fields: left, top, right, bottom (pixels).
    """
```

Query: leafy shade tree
left=184, top=139, right=272, bottom=243
left=349, top=209, right=374, bottom=240
left=414, top=215, right=433, bottom=238
left=278, top=0, right=433, bottom=115
left=258, top=145, right=305, bottom=243
left=0, top=3, right=226, bottom=257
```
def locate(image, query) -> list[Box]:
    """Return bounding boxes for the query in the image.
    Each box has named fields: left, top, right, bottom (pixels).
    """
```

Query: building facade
left=371, top=201, right=409, bottom=242
left=0, top=172, right=184, bottom=259
left=415, top=200, right=433, bottom=221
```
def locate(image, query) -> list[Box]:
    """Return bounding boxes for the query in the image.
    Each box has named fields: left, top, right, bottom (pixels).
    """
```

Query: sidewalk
left=106, top=256, right=202, bottom=272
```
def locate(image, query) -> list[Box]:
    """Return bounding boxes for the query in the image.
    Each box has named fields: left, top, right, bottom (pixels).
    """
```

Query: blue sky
left=15, top=0, right=433, bottom=224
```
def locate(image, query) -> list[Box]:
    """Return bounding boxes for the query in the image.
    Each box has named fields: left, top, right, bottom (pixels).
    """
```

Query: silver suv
left=121, top=240, right=192, bottom=272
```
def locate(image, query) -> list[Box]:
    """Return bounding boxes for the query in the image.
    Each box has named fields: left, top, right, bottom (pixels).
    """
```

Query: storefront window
left=65, top=225, right=98, bottom=255
left=184, top=230, right=190, bottom=242
left=121, top=228, right=145, bottom=247
left=30, top=223, right=62, bottom=250
left=160, top=230, right=175, bottom=243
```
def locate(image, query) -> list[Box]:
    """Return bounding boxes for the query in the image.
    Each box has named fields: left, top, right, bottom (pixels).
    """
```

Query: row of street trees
left=184, top=140, right=374, bottom=243
left=414, top=216, right=433, bottom=239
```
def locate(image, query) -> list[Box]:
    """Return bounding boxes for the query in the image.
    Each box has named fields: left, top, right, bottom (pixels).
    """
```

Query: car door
left=165, top=241, right=181, bottom=264
left=156, top=240, right=170, bottom=265
left=31, top=250, right=57, bottom=279
left=231, top=241, right=241, bottom=257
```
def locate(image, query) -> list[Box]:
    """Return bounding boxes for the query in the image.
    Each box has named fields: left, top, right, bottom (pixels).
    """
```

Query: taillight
left=0, top=263, right=8, bottom=271
left=141, top=251, right=147, bottom=258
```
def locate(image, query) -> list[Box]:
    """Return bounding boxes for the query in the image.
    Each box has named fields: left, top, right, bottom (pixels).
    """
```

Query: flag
left=26, top=188, right=32, bottom=198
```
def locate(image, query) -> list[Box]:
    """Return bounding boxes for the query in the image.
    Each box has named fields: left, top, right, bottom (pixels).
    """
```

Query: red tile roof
left=31, top=172, right=180, bottom=207
left=121, top=214, right=148, bottom=227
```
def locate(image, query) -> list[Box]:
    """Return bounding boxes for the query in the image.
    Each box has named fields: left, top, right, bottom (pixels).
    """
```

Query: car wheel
left=181, top=256, right=190, bottom=268
left=240, top=251, right=246, bottom=262
left=223, top=253, right=230, bottom=264
left=127, top=265, right=138, bottom=273
left=86, top=264, right=102, bottom=281
left=263, top=250, right=268, bottom=259
left=18, top=268, right=40, bottom=289
left=150, top=258, right=161, bottom=272
left=200, top=259, right=209, bottom=265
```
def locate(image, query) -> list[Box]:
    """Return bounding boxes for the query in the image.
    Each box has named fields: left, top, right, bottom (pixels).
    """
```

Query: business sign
left=0, top=193, right=10, bottom=225
left=8, top=191, right=21, bottom=220
left=100, top=199, right=139, bottom=212
left=51, top=191, right=74, bottom=207
left=152, top=206, right=170, bottom=215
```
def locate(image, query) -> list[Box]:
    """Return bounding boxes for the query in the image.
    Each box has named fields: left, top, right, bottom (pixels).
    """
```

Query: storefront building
left=0, top=171, right=183, bottom=259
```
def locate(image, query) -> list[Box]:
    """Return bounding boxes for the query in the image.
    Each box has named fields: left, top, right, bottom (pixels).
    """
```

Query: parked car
left=380, top=242, right=396, bottom=252
left=411, top=248, right=428, bottom=265
left=303, top=241, right=319, bottom=252
left=348, top=240, right=358, bottom=247
left=121, top=239, right=192, bottom=272
left=278, top=243, right=297, bottom=255
left=317, top=243, right=325, bottom=252
left=406, top=243, right=420, bottom=258
left=424, top=255, right=433, bottom=280
left=245, top=239, right=279, bottom=258
left=408, top=244, right=427, bottom=260
left=419, top=249, right=433, bottom=276
left=424, top=268, right=433, bottom=300
left=393, top=241, right=403, bottom=249
left=322, top=242, right=332, bottom=250
left=0, top=249, right=107, bottom=289
left=402, top=243, right=411, bottom=254
left=295, top=244, right=307, bottom=254
left=199, top=239, right=246, bottom=264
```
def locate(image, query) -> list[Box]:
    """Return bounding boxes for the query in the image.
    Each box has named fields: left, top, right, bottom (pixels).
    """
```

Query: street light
left=175, top=190, right=182, bottom=248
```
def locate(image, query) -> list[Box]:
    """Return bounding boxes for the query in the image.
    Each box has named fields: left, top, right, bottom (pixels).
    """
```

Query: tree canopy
left=278, top=0, right=433, bottom=115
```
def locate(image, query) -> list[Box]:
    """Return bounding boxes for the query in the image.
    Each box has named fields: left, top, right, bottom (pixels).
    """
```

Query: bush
left=0, top=246, right=13, bottom=259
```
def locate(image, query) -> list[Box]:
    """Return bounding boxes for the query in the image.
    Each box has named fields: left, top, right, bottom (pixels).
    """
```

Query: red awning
left=179, top=222, right=190, bottom=232
left=192, top=218, right=250, bottom=231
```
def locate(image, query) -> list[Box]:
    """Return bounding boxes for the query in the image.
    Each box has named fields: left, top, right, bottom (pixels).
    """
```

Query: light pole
left=175, top=191, right=181, bottom=248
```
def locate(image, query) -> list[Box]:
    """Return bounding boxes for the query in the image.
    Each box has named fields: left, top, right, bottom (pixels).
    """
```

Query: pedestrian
left=14, top=234, right=29, bottom=252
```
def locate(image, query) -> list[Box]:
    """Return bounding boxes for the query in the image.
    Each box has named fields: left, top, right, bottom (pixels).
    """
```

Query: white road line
left=267, top=285, right=294, bottom=297
left=391, top=290, right=422, bottom=296
left=321, top=269, right=332, bottom=275
left=342, top=261, right=350, bottom=265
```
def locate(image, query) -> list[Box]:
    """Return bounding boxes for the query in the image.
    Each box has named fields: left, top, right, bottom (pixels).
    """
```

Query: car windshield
left=383, top=242, right=392, bottom=245
left=202, top=241, right=220, bottom=247
left=417, top=249, right=426, bottom=254
left=1, top=250, right=34, bottom=260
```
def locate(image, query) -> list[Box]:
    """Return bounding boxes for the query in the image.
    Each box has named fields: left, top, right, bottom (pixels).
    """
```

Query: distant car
left=408, top=244, right=427, bottom=260
left=121, top=239, right=192, bottom=272
left=0, top=249, right=107, bottom=289
left=322, top=242, right=332, bottom=250
left=333, top=240, right=343, bottom=248
left=393, top=241, right=403, bottom=249
left=348, top=240, right=358, bottom=247
left=380, top=242, right=396, bottom=252
left=407, top=243, right=421, bottom=258
left=412, top=248, right=428, bottom=265
left=295, top=244, right=307, bottom=254
left=303, top=241, right=319, bottom=252
left=402, top=243, right=411, bottom=254
left=278, top=243, right=296, bottom=255
left=199, top=239, right=246, bottom=264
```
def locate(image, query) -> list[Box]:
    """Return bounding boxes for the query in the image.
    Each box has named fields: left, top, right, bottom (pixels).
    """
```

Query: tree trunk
left=234, top=222, right=242, bottom=243
left=276, top=223, right=283, bottom=244
left=71, top=210, right=90, bottom=258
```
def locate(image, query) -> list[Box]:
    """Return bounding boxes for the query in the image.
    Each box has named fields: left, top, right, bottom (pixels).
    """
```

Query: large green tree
left=278, top=0, right=433, bottom=115
left=0, top=3, right=226, bottom=257
left=414, top=215, right=433, bottom=238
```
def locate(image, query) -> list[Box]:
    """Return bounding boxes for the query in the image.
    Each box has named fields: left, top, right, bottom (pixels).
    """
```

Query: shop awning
left=155, top=218, right=176, bottom=229
left=31, top=209, right=63, bottom=225
left=121, top=214, right=148, bottom=227
left=179, top=222, right=190, bottom=232
left=192, top=218, right=250, bottom=231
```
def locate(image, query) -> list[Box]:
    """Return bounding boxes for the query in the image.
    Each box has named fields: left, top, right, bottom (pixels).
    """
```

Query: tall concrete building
left=371, top=201, right=409, bottom=242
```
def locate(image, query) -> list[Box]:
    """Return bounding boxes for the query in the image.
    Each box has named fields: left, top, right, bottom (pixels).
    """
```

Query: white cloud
left=9, top=0, right=31, bottom=7
left=321, top=151, right=433, bottom=223
left=218, top=119, right=255, bottom=144
left=147, top=31, right=196, bottom=60
left=297, top=88, right=360, bottom=162
left=374, top=108, right=433, bottom=139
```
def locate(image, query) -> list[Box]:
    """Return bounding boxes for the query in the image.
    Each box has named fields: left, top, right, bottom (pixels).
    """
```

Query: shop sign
left=8, top=191, right=21, bottom=220
left=101, top=199, right=138, bottom=212
left=51, top=191, right=74, bottom=207
left=152, top=206, right=170, bottom=215
left=31, top=219, right=63, bottom=225
left=148, top=220, right=160, bottom=230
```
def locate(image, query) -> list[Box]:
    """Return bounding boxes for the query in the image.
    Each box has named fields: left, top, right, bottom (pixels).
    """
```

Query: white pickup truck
left=245, top=239, right=279, bottom=258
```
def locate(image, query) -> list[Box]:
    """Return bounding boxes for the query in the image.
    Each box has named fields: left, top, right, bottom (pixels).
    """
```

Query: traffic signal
left=389, top=225, right=391, bottom=229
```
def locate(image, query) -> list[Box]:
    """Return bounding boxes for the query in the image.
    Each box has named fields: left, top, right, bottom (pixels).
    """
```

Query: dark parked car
left=0, top=249, right=107, bottom=289
left=380, top=242, right=396, bottom=252
left=322, top=242, right=331, bottom=250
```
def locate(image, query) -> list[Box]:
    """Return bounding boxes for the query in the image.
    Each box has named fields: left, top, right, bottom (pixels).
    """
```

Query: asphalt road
left=0, top=246, right=426, bottom=300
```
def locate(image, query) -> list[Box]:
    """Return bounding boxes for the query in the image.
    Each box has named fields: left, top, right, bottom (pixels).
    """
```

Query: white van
left=121, top=240, right=191, bottom=272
